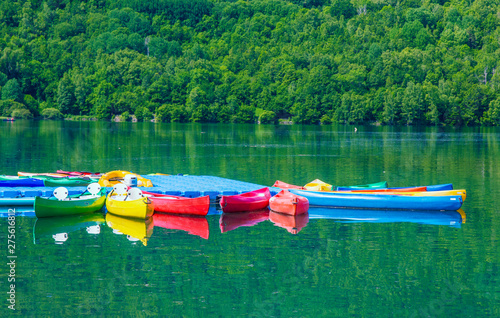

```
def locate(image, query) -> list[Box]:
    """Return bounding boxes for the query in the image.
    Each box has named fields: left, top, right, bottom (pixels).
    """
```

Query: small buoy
left=354, top=127, right=357, bottom=132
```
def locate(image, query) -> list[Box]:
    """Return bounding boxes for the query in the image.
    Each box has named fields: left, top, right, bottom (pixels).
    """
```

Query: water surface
left=0, top=121, right=498, bottom=317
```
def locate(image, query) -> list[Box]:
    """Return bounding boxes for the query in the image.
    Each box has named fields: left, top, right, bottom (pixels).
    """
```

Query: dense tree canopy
left=0, top=0, right=499, bottom=125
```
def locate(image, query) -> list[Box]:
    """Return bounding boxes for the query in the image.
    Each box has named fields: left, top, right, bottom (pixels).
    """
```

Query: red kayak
left=153, top=213, right=209, bottom=239
left=143, top=191, right=210, bottom=216
left=272, top=180, right=304, bottom=189
left=219, top=187, right=271, bottom=213
left=269, top=211, right=309, bottom=234
left=219, top=209, right=270, bottom=233
left=57, top=170, right=102, bottom=177
left=269, top=190, right=309, bottom=216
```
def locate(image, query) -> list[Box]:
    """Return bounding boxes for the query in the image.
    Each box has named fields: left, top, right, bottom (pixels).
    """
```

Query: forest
left=0, top=0, right=499, bottom=126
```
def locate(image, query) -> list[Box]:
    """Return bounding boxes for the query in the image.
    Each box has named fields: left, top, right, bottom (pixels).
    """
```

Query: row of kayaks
left=0, top=170, right=155, bottom=187
left=34, top=183, right=210, bottom=219
left=21, top=171, right=465, bottom=220
left=216, top=179, right=466, bottom=214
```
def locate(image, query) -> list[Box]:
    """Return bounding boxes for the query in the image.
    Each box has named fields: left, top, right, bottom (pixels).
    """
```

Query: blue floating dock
left=0, top=175, right=279, bottom=207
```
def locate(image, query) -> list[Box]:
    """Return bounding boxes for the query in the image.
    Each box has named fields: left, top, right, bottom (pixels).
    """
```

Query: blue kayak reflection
left=308, top=207, right=465, bottom=228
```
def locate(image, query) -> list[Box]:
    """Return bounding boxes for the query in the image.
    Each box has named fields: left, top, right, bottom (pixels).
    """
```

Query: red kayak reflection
left=269, top=211, right=309, bottom=234
left=153, top=213, right=209, bottom=239
left=219, top=208, right=270, bottom=233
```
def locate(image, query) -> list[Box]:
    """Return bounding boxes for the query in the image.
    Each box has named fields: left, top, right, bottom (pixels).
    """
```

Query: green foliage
left=481, top=98, right=500, bottom=126
left=120, top=111, right=130, bottom=121
left=258, top=110, right=277, bottom=124
left=135, top=106, right=153, bottom=122
left=11, top=108, right=33, bottom=119
left=41, top=107, right=63, bottom=119
left=233, top=105, right=256, bottom=123
left=0, top=99, right=25, bottom=116
left=0, top=0, right=499, bottom=125
left=1, top=79, right=22, bottom=102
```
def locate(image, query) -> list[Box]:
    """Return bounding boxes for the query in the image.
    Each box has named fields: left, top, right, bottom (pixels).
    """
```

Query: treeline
left=1, top=0, right=500, bottom=126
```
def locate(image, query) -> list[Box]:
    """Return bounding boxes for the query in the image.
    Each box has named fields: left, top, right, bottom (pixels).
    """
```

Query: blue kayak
left=288, top=189, right=463, bottom=211
left=336, top=183, right=453, bottom=191
left=0, top=179, right=44, bottom=187
left=0, top=198, right=36, bottom=206
left=308, top=207, right=463, bottom=227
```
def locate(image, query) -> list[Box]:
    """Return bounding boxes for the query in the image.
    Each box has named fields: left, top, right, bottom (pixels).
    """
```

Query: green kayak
left=335, top=181, right=388, bottom=190
left=0, top=175, right=29, bottom=180
left=34, top=188, right=107, bottom=218
left=43, top=178, right=97, bottom=187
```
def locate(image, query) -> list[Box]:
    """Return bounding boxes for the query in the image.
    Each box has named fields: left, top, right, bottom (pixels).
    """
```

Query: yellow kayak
left=304, top=179, right=332, bottom=191
left=338, top=189, right=467, bottom=201
left=106, top=213, right=154, bottom=246
left=105, top=186, right=154, bottom=219
left=98, top=170, right=153, bottom=187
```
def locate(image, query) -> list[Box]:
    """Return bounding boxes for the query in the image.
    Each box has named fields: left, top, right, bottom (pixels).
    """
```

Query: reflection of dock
left=308, top=207, right=464, bottom=227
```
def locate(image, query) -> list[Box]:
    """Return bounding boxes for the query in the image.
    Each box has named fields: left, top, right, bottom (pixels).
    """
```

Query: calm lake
left=1, top=120, right=499, bottom=317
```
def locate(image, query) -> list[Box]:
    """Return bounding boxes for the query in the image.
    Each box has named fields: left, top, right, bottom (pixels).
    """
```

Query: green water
left=1, top=120, right=499, bottom=317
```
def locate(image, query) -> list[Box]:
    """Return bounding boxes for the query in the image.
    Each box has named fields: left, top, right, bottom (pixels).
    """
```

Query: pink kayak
left=219, top=188, right=271, bottom=213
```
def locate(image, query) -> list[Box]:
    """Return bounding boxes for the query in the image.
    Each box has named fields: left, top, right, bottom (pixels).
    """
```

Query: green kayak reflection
left=33, top=213, right=105, bottom=244
left=307, top=207, right=465, bottom=227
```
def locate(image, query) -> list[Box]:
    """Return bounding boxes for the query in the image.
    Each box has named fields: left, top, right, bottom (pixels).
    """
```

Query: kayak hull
left=0, top=179, right=44, bottom=187
left=334, top=189, right=466, bottom=201
left=144, top=192, right=210, bottom=216
left=335, top=181, right=388, bottom=190
left=34, top=191, right=106, bottom=218
left=304, top=179, right=333, bottom=191
left=288, top=189, right=463, bottom=211
left=272, top=180, right=304, bottom=189
left=269, top=190, right=309, bottom=216
left=106, top=193, right=154, bottom=219
left=336, top=183, right=453, bottom=191
left=44, top=178, right=96, bottom=187
left=219, top=187, right=271, bottom=213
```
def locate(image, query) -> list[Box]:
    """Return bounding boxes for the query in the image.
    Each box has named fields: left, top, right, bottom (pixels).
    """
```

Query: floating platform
left=0, top=175, right=278, bottom=207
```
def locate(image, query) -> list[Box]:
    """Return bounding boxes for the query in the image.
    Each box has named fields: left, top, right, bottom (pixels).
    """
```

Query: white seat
left=113, top=183, right=128, bottom=195
left=87, top=183, right=101, bottom=195
left=53, top=187, right=69, bottom=200
left=127, top=188, right=143, bottom=200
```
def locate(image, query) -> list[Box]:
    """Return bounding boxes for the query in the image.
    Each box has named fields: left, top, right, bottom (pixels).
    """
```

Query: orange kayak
left=272, top=180, right=304, bottom=189
left=269, top=190, right=309, bottom=216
